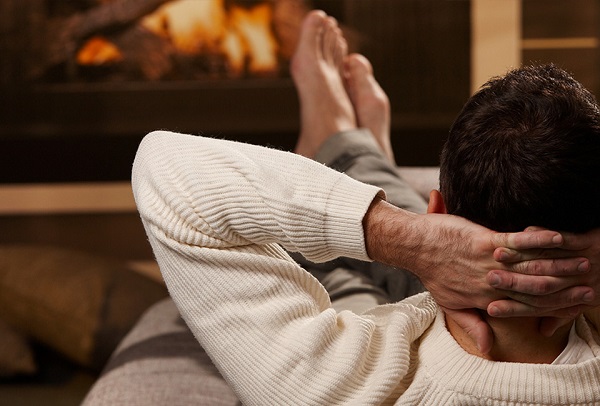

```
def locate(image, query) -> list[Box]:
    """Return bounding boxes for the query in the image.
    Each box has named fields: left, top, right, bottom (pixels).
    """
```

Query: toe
left=295, top=10, right=327, bottom=59
left=346, top=53, right=373, bottom=80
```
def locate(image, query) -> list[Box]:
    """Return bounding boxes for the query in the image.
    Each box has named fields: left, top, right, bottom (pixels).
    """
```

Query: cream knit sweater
left=132, top=131, right=600, bottom=405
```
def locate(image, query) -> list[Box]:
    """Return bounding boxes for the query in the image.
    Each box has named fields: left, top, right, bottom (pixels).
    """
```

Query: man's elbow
left=131, top=131, right=170, bottom=211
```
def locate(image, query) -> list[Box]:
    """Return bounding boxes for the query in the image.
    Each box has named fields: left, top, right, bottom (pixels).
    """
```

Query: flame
left=226, top=4, right=278, bottom=74
left=77, top=0, right=279, bottom=76
left=221, top=28, right=245, bottom=75
left=142, top=0, right=226, bottom=55
left=77, top=36, right=123, bottom=65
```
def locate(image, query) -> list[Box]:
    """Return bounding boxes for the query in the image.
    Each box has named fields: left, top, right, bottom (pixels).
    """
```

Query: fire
left=142, top=0, right=226, bottom=55
left=226, top=4, right=279, bottom=75
left=77, top=0, right=280, bottom=77
left=76, top=36, right=123, bottom=65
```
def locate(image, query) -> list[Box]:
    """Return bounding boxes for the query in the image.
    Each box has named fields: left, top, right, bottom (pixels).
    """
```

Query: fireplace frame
left=1, top=0, right=472, bottom=183
left=2, top=78, right=299, bottom=138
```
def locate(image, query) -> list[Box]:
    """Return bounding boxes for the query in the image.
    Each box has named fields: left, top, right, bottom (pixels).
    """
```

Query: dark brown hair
left=440, top=64, right=600, bottom=232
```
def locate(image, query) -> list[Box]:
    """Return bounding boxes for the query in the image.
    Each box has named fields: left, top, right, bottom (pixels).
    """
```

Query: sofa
left=0, top=167, right=438, bottom=405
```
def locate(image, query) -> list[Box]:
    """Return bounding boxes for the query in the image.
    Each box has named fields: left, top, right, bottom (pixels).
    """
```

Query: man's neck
left=446, top=313, right=573, bottom=363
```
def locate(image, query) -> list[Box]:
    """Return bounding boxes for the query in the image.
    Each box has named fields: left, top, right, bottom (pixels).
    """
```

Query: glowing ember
left=77, top=36, right=123, bottom=65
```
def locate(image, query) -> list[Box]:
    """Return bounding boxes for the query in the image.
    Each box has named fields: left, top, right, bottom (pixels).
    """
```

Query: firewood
left=107, top=24, right=176, bottom=81
left=30, top=0, right=175, bottom=80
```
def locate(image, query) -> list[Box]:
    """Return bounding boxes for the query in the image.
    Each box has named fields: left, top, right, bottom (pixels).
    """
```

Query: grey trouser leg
left=315, top=129, right=428, bottom=214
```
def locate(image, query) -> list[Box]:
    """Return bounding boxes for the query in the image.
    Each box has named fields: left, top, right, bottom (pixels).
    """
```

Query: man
left=431, top=63, right=600, bottom=366
left=132, top=11, right=600, bottom=404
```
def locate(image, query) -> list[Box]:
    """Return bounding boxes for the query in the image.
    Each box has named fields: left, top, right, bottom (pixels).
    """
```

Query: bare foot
left=344, top=53, right=394, bottom=163
left=291, top=10, right=356, bottom=158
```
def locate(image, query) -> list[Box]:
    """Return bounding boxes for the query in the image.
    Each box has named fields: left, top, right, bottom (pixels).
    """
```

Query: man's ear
left=427, top=190, right=447, bottom=214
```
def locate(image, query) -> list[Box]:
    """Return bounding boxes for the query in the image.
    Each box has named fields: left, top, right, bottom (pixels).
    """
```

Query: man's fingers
left=495, top=257, right=590, bottom=275
left=442, top=308, right=493, bottom=354
left=504, top=286, right=594, bottom=308
left=492, top=229, right=563, bottom=250
left=494, top=247, right=586, bottom=263
left=519, top=257, right=591, bottom=275
left=488, top=266, right=590, bottom=297
left=487, top=271, right=572, bottom=295
left=487, top=294, right=591, bottom=317
left=495, top=228, right=599, bottom=257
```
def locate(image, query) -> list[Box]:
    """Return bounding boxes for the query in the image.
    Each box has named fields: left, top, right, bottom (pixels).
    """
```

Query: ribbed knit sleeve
left=131, top=131, right=436, bottom=405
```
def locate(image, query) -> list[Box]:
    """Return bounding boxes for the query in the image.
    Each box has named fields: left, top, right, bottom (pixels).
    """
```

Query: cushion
left=82, top=298, right=239, bottom=406
left=0, top=318, right=36, bottom=377
left=0, top=244, right=168, bottom=371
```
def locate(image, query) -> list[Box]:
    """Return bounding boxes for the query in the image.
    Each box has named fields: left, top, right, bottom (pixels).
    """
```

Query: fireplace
left=0, top=0, right=470, bottom=183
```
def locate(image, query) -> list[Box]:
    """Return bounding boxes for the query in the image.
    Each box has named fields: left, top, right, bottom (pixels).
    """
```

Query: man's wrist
left=363, top=198, right=424, bottom=270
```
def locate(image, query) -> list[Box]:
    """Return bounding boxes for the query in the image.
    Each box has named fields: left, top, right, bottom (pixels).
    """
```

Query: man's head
left=437, top=64, right=600, bottom=233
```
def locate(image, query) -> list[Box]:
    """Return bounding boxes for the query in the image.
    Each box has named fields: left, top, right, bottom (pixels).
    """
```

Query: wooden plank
left=522, top=0, right=599, bottom=38
left=0, top=182, right=136, bottom=214
left=471, top=0, right=521, bottom=93
left=522, top=37, right=599, bottom=50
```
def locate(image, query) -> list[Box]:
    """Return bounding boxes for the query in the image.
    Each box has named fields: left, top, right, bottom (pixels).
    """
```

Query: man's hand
left=363, top=199, right=596, bottom=351
left=485, top=227, right=600, bottom=335
left=364, top=200, right=592, bottom=309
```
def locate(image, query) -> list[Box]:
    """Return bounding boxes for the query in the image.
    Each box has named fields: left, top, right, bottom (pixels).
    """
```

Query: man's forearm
left=363, top=197, right=425, bottom=271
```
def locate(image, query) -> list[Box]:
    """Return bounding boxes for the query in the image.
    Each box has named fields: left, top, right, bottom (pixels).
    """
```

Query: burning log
left=16, top=0, right=315, bottom=82
left=78, top=24, right=177, bottom=82
left=30, top=0, right=174, bottom=80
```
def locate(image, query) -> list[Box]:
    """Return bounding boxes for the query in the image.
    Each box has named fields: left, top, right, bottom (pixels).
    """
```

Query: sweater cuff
left=314, top=129, right=386, bottom=171
left=320, top=173, right=384, bottom=263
